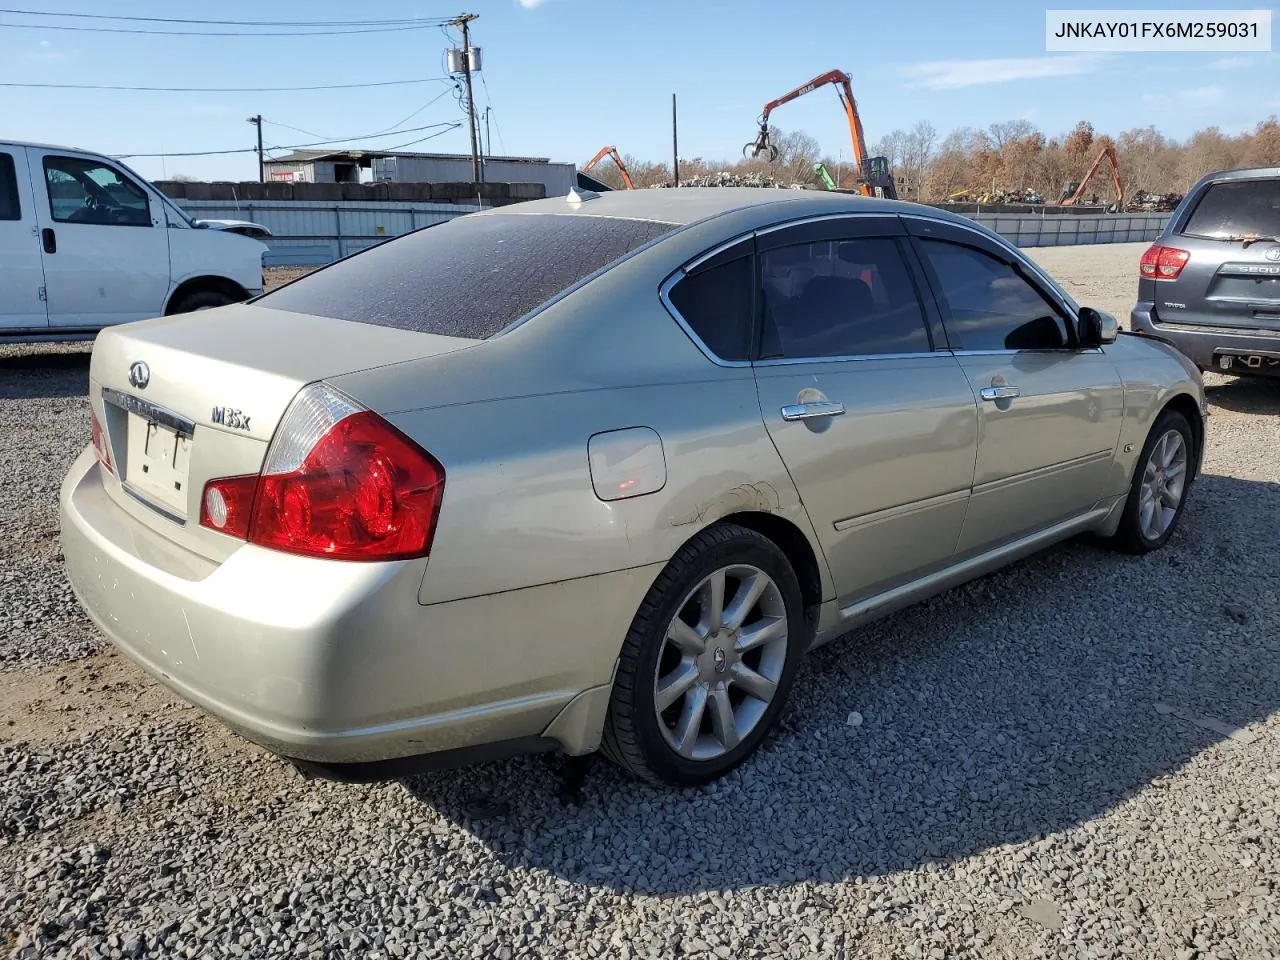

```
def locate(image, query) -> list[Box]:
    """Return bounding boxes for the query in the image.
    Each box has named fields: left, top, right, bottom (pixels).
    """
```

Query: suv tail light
left=200, top=384, right=445, bottom=562
left=90, top=407, right=113, bottom=474
left=1140, top=244, right=1190, bottom=280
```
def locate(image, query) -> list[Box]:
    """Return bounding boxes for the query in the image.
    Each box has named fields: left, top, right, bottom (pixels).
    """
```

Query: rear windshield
left=1182, top=179, right=1280, bottom=239
left=256, top=212, right=676, bottom=339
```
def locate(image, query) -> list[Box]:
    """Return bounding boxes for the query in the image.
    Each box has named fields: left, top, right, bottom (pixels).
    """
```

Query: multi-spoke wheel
left=1138, top=428, right=1188, bottom=542
left=1108, top=408, right=1195, bottom=555
left=602, top=523, right=805, bottom=786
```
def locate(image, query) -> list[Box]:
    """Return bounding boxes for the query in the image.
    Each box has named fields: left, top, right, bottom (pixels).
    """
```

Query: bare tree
left=986, top=119, right=1036, bottom=152
left=897, top=121, right=937, bottom=199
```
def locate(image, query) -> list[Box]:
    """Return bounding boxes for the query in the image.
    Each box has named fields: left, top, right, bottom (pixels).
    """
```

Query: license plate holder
left=124, top=411, right=193, bottom=516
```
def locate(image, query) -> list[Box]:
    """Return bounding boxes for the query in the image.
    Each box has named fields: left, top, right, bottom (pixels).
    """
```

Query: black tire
left=169, top=289, right=239, bottom=315
left=601, top=522, right=806, bottom=786
left=1106, top=408, right=1195, bottom=555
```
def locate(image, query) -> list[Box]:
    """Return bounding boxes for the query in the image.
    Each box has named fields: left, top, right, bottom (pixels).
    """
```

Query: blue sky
left=3, top=1, right=1278, bottom=182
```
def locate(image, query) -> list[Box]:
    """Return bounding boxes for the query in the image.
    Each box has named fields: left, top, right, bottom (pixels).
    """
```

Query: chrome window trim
left=950, top=347, right=1102, bottom=357
left=683, top=235, right=754, bottom=273
left=679, top=211, right=900, bottom=275
left=658, top=271, right=753, bottom=369
left=755, top=351, right=946, bottom=368
left=755, top=211, right=891, bottom=237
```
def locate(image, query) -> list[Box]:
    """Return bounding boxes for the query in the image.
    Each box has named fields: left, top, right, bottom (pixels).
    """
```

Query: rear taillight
left=200, top=385, right=445, bottom=562
left=1140, top=244, right=1190, bottom=280
left=90, top=408, right=113, bottom=474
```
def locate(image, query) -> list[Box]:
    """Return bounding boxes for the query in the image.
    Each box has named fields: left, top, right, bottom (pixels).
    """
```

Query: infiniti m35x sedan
left=61, top=188, right=1207, bottom=787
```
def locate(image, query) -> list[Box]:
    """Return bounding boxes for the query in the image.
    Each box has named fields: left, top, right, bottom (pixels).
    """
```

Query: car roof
left=479, top=186, right=953, bottom=228
left=1, top=139, right=95, bottom=154
left=1192, top=166, right=1280, bottom=187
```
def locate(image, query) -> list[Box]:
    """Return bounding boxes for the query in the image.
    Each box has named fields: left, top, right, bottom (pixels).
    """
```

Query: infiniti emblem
left=713, top=646, right=727, bottom=674
left=128, top=361, right=150, bottom=390
left=1265, top=247, right=1280, bottom=262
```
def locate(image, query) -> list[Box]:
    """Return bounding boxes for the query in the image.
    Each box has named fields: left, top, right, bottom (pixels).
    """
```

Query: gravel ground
left=2, top=242, right=1278, bottom=959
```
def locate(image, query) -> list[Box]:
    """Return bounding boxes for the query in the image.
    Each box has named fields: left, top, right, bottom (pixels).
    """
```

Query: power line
left=0, top=8, right=451, bottom=26
left=260, top=100, right=459, bottom=146
left=0, top=77, right=450, bottom=93
left=267, top=86, right=460, bottom=143
left=115, top=121, right=464, bottom=159
left=481, top=75, right=507, bottom=156
left=362, top=124, right=464, bottom=153
left=0, top=20, right=445, bottom=36
left=368, top=86, right=460, bottom=136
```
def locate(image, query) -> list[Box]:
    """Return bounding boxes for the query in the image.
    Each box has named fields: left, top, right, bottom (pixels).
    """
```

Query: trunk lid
left=88, top=303, right=476, bottom=561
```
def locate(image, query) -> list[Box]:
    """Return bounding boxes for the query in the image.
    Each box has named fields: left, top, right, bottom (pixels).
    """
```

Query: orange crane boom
left=1062, top=145, right=1124, bottom=209
left=744, top=69, right=895, bottom=199
left=582, top=145, right=636, bottom=190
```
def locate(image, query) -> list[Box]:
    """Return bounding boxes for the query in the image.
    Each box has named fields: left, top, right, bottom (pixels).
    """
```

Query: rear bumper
left=59, top=447, right=655, bottom=773
left=1131, top=302, right=1280, bottom=375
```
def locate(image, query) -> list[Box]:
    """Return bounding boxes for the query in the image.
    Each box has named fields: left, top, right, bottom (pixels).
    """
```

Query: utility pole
left=671, top=94, right=679, bottom=188
left=453, top=13, right=481, bottom=182
left=246, top=114, right=263, bottom=182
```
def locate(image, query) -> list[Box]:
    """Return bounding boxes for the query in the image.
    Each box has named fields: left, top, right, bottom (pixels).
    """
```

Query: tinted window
left=919, top=240, right=1069, bottom=351
left=1183, top=178, right=1280, bottom=239
left=760, top=237, right=930, bottom=359
left=43, top=156, right=151, bottom=226
left=258, top=213, right=675, bottom=339
left=0, top=152, right=19, bottom=221
left=667, top=256, right=753, bottom=360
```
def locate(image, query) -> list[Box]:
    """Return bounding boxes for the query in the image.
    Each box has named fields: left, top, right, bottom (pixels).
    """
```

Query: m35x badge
left=211, top=407, right=251, bottom=431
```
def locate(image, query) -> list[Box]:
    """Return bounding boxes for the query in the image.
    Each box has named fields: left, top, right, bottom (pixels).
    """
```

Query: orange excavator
left=582, top=145, right=636, bottom=190
left=745, top=69, right=897, bottom=200
left=1061, top=145, right=1125, bottom=210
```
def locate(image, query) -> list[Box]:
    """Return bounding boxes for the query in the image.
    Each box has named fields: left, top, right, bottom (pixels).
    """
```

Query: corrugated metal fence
left=179, top=199, right=482, bottom=267
left=968, top=212, right=1170, bottom=247
left=179, top=199, right=1169, bottom=268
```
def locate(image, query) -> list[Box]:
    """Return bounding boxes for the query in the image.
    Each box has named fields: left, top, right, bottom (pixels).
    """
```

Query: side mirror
left=1077, top=307, right=1118, bottom=347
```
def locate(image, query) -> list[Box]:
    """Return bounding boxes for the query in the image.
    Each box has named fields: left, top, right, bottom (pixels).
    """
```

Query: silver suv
left=1131, top=167, right=1280, bottom=378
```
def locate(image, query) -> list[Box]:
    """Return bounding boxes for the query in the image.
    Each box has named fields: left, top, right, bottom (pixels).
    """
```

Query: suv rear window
left=256, top=212, right=676, bottom=339
left=1183, top=178, right=1280, bottom=239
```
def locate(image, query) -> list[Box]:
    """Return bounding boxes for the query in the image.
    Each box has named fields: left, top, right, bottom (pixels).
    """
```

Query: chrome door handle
left=781, top=400, right=846, bottom=421
left=980, top=385, right=1020, bottom=401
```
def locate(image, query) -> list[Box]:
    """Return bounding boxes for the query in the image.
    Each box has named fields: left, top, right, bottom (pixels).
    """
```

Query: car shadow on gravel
left=1204, top=375, right=1280, bottom=415
left=0, top=350, right=91, bottom=400
left=402, top=472, right=1280, bottom=895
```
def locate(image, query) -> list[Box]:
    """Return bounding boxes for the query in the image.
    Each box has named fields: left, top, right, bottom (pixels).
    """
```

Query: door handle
left=980, top=385, right=1020, bottom=401
left=41, top=228, right=56, bottom=254
left=781, top=400, right=846, bottom=421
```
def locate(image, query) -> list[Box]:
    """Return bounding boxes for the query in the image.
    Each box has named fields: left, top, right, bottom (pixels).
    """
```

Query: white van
left=1, top=141, right=268, bottom=341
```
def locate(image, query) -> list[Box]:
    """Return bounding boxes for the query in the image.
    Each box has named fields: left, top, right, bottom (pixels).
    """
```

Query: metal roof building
left=264, top=149, right=578, bottom=197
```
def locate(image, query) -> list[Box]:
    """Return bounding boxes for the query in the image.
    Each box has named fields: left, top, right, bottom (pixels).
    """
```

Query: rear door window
left=759, top=237, right=931, bottom=359
left=0, top=152, right=19, bottom=221
left=256, top=212, right=676, bottom=339
left=1182, top=179, right=1280, bottom=239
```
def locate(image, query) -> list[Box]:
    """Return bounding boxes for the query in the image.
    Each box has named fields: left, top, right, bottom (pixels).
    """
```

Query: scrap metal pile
left=652, top=171, right=796, bottom=189
left=1125, top=190, right=1184, bottom=212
